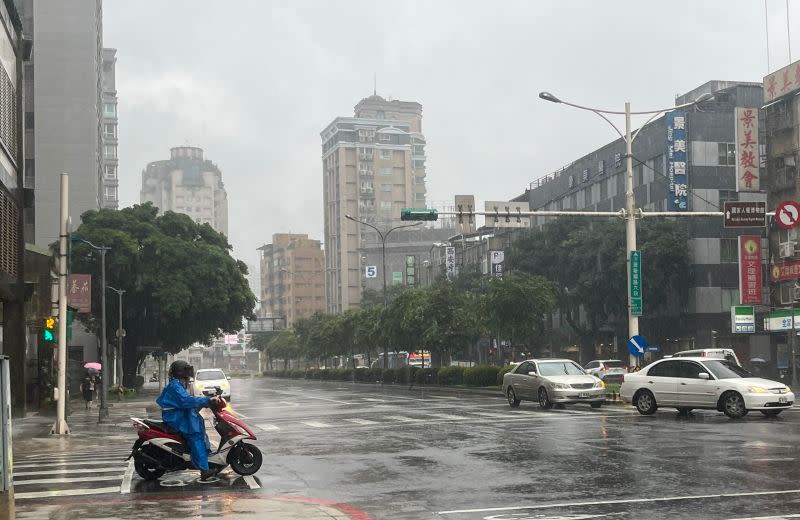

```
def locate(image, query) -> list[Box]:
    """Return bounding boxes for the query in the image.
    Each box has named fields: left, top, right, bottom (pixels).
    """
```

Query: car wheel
left=634, top=390, right=657, bottom=415
left=721, top=391, right=747, bottom=419
left=761, top=410, right=783, bottom=417
left=590, top=402, right=602, bottom=409
left=538, top=387, right=553, bottom=409
left=506, top=387, right=520, bottom=408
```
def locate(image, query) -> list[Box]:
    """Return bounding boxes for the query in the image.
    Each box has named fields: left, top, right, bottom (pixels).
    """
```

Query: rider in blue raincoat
left=156, top=360, right=219, bottom=480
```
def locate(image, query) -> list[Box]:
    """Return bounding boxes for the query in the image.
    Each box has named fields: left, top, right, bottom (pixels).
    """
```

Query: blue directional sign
left=627, top=335, right=649, bottom=358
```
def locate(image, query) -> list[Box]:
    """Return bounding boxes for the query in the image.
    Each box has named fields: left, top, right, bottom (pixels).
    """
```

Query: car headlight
left=747, top=386, right=769, bottom=393
left=786, top=386, right=792, bottom=393
left=594, top=380, right=605, bottom=388
left=551, top=383, right=570, bottom=390
left=195, top=382, right=203, bottom=389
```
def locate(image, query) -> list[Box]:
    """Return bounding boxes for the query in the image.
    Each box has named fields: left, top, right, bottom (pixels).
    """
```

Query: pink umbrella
left=84, top=362, right=102, bottom=371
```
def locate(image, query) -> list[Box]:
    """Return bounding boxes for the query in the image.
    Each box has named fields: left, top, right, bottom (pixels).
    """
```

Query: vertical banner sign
left=630, top=250, right=643, bottom=316
left=445, top=246, right=456, bottom=280
left=490, top=251, right=505, bottom=278
left=738, top=235, right=763, bottom=305
left=67, top=274, right=92, bottom=313
left=735, top=107, right=760, bottom=192
left=666, top=111, right=688, bottom=211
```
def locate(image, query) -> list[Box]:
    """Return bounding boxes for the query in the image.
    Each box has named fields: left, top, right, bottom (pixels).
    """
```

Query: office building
left=101, top=47, right=118, bottom=208
left=524, top=80, right=768, bottom=361
left=258, top=234, right=325, bottom=326
left=321, top=94, right=427, bottom=313
left=140, top=146, right=229, bottom=236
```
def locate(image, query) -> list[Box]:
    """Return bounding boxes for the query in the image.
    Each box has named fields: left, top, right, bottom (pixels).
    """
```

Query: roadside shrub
left=437, top=366, right=465, bottom=386
left=464, top=365, right=501, bottom=387
left=381, top=368, right=397, bottom=384
left=414, top=367, right=439, bottom=385
left=290, top=369, right=305, bottom=379
left=368, top=367, right=383, bottom=382
left=497, top=365, right=516, bottom=385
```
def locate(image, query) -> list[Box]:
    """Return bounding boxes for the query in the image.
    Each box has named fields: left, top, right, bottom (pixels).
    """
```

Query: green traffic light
left=43, top=329, right=54, bottom=342
left=400, top=207, right=438, bottom=221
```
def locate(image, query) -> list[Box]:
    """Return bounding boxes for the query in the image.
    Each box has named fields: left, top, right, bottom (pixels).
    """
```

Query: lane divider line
left=121, top=459, right=135, bottom=494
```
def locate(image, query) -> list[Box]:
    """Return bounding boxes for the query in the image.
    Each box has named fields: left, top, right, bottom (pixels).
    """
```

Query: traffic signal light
left=43, top=316, right=56, bottom=342
left=400, top=208, right=438, bottom=221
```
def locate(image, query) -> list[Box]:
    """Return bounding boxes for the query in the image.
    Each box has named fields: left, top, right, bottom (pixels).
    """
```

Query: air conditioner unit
left=780, top=242, right=795, bottom=259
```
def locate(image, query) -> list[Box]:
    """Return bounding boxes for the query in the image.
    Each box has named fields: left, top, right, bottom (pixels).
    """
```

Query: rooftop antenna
left=787, top=0, right=792, bottom=63
left=765, top=0, right=772, bottom=72
left=373, top=72, right=377, bottom=96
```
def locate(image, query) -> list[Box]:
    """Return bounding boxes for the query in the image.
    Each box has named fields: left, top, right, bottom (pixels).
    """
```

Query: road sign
left=627, top=335, right=648, bottom=357
left=731, top=305, right=755, bottom=333
left=776, top=200, right=800, bottom=229
left=629, top=250, right=642, bottom=316
left=400, top=208, right=438, bottom=221
left=365, top=266, right=377, bottom=278
left=723, top=201, right=766, bottom=228
left=484, top=201, right=530, bottom=228
left=647, top=346, right=659, bottom=352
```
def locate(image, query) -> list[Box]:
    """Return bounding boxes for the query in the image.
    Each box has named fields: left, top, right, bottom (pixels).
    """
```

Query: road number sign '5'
left=776, top=200, right=800, bottom=230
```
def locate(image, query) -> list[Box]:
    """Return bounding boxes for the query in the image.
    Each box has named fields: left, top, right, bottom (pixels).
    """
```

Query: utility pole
left=107, top=286, right=125, bottom=388
left=51, top=173, right=70, bottom=435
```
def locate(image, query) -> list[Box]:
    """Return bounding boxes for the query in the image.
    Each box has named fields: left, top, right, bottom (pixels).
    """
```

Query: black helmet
left=168, top=360, right=194, bottom=380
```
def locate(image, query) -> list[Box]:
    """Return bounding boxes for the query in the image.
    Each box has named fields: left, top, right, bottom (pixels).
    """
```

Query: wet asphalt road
left=13, top=376, right=800, bottom=519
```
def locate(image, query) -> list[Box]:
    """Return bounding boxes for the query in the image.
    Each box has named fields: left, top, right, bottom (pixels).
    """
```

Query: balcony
left=360, top=185, right=374, bottom=194
left=359, top=169, right=373, bottom=177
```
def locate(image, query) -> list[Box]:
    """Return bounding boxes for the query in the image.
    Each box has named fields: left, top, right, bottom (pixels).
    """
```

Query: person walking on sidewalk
left=80, top=373, right=96, bottom=410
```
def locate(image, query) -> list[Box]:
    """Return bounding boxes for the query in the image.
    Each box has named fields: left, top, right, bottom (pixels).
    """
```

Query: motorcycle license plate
left=579, top=393, right=591, bottom=398
left=779, top=397, right=788, bottom=403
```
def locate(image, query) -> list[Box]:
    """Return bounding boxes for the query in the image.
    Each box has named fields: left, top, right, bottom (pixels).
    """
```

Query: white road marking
left=256, top=423, right=280, bottom=431
left=13, top=461, right=128, bottom=469
left=121, top=459, right=135, bottom=494
left=429, top=396, right=459, bottom=400
left=727, top=515, right=800, bottom=519
left=751, top=458, right=795, bottom=462
left=301, top=421, right=332, bottom=428
left=243, top=475, right=260, bottom=489
left=426, top=413, right=468, bottom=421
left=362, top=398, right=386, bottom=402
left=470, top=412, right=514, bottom=419
left=15, top=475, right=123, bottom=486
left=15, top=486, right=122, bottom=500
left=345, top=418, right=378, bottom=425
left=15, top=467, right=124, bottom=477
left=437, top=489, right=800, bottom=515
left=385, top=415, right=423, bottom=422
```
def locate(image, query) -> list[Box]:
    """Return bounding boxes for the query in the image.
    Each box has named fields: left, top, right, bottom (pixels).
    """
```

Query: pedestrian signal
left=43, top=316, right=56, bottom=342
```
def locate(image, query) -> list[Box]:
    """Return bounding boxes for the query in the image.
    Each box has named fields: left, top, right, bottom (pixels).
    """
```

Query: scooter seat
left=143, top=419, right=178, bottom=435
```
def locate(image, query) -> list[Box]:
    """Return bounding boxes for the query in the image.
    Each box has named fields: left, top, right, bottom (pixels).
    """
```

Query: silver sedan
left=502, top=359, right=606, bottom=409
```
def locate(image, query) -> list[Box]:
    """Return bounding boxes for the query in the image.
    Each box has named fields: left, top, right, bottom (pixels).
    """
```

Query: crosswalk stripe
left=362, top=398, right=386, bottom=402
left=15, top=467, right=125, bottom=477
left=470, top=412, right=512, bottom=419
left=385, top=415, right=423, bottom=422
left=15, top=486, right=121, bottom=500
left=256, top=423, right=280, bottom=431
left=14, top=461, right=128, bottom=469
left=15, top=475, right=122, bottom=486
left=425, top=413, right=467, bottom=420
left=301, top=421, right=332, bottom=428
left=345, top=418, right=378, bottom=425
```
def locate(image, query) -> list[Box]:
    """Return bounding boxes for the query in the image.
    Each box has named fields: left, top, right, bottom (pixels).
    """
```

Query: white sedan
left=191, top=368, right=231, bottom=400
left=621, top=357, right=793, bottom=418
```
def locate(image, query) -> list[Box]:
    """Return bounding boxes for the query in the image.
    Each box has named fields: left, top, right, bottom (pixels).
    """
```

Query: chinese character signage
left=731, top=305, right=755, bottom=334
left=667, top=111, right=688, bottom=211
left=67, top=274, right=92, bottom=313
left=445, top=246, right=456, bottom=280
left=770, top=259, right=800, bottom=282
left=763, top=59, right=800, bottom=103
left=764, top=309, right=800, bottom=332
left=598, top=160, right=605, bottom=175
left=629, top=250, right=642, bottom=316
left=614, top=153, right=622, bottom=168
left=490, top=250, right=504, bottom=279
left=738, top=235, right=763, bottom=305
left=723, top=201, right=766, bottom=228
left=734, top=107, right=760, bottom=192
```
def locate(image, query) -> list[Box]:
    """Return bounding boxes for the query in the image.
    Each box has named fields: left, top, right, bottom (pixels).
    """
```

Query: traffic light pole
left=51, top=173, right=70, bottom=435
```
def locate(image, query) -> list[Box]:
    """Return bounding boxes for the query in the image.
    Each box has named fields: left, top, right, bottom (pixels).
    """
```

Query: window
left=616, top=173, right=625, bottom=195
left=378, top=133, right=391, bottom=143
left=634, top=164, right=644, bottom=186
left=104, top=144, right=117, bottom=158
left=717, top=143, right=736, bottom=166
left=516, top=362, right=534, bottom=374
left=702, top=360, right=752, bottom=379
left=380, top=201, right=391, bottom=210
left=585, top=361, right=598, bottom=369
left=677, top=361, right=706, bottom=379
left=537, top=361, right=585, bottom=376
left=718, top=189, right=738, bottom=205
left=104, top=123, right=116, bottom=138
left=104, top=164, right=117, bottom=179
left=720, top=238, right=738, bottom=263
left=104, top=186, right=118, bottom=200
left=647, top=360, right=680, bottom=377
left=380, top=167, right=392, bottom=176
left=380, top=149, right=393, bottom=160
left=381, top=183, right=392, bottom=192
left=415, top=192, right=425, bottom=201
left=414, top=159, right=425, bottom=169
left=600, top=179, right=608, bottom=200
left=103, top=103, right=116, bottom=116
left=24, top=111, right=33, bottom=129
left=377, top=111, right=385, bottom=119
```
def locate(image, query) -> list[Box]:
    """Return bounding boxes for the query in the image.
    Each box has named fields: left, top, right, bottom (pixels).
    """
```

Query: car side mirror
left=698, top=372, right=710, bottom=380
left=227, top=376, right=231, bottom=380
left=528, top=371, right=537, bottom=376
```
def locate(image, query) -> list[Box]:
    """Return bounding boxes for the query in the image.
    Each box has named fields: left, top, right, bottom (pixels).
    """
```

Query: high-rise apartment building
left=321, top=94, right=427, bottom=313
left=101, top=47, right=118, bottom=209
left=140, top=146, right=229, bottom=236
left=16, top=0, right=105, bottom=246
left=258, top=234, right=325, bottom=326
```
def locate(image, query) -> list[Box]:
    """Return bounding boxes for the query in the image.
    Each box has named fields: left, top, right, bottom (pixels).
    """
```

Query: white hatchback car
left=191, top=368, right=231, bottom=400
left=621, top=357, right=793, bottom=418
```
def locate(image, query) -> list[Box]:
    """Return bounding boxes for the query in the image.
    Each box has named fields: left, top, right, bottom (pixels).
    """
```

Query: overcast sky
left=104, top=0, right=797, bottom=273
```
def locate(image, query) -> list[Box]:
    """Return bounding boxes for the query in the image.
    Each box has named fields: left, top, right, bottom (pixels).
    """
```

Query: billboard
left=484, top=201, right=530, bottom=228
left=738, top=236, right=763, bottom=305
left=67, top=274, right=92, bottom=313
left=734, top=107, right=760, bottom=192
left=490, top=251, right=504, bottom=278
left=763, top=59, right=800, bottom=103
left=666, top=111, right=688, bottom=211
left=445, top=246, right=456, bottom=280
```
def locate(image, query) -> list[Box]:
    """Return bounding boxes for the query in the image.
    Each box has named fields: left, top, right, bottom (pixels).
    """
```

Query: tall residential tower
left=101, top=48, right=118, bottom=208
left=321, top=95, right=427, bottom=313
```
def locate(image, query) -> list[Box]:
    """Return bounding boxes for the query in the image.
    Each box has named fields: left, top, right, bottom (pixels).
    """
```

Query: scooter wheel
left=228, top=443, right=262, bottom=476
left=134, top=459, right=165, bottom=481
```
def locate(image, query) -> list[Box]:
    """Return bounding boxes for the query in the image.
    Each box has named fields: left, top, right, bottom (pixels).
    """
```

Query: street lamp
left=345, top=214, right=422, bottom=368
left=71, top=237, right=111, bottom=422
left=106, top=286, right=125, bottom=388
left=539, top=91, right=713, bottom=365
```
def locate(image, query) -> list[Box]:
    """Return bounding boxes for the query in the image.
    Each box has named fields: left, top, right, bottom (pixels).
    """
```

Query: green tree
left=69, top=204, right=256, bottom=384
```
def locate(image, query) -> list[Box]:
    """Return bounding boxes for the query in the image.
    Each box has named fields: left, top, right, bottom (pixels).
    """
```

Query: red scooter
left=128, top=388, right=262, bottom=480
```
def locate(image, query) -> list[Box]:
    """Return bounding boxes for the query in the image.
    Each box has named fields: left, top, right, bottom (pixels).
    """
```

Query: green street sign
left=392, top=272, right=403, bottom=285
left=400, top=208, right=438, bottom=221
left=630, top=250, right=642, bottom=316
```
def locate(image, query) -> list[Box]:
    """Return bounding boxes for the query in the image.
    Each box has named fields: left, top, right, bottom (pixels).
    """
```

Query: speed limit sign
left=365, top=266, right=377, bottom=278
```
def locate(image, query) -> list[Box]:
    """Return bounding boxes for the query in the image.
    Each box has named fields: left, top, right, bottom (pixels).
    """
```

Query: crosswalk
left=13, top=448, right=133, bottom=500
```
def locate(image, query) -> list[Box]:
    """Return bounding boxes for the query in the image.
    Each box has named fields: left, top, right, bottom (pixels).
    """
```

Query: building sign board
left=629, top=250, right=642, bottom=316
left=731, top=305, right=755, bottom=333
left=734, top=107, right=760, bottom=192
left=723, top=201, right=766, bottom=228
left=445, top=246, right=456, bottom=280
left=666, top=111, right=688, bottom=211
left=224, top=334, right=239, bottom=345
left=484, top=201, right=530, bottom=228
left=490, top=250, right=504, bottom=279
left=365, top=265, right=377, bottom=278
left=763, top=58, right=800, bottom=103
left=392, top=272, right=403, bottom=285
left=454, top=194, right=476, bottom=233
left=764, top=308, right=800, bottom=332
left=68, top=274, right=92, bottom=313
left=771, top=259, right=800, bottom=282
left=738, top=235, right=763, bottom=305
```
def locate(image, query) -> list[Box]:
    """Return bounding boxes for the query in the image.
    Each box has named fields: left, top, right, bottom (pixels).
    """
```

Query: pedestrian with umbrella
left=82, top=363, right=101, bottom=410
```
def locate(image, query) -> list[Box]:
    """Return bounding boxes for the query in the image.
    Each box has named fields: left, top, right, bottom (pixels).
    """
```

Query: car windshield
left=538, top=361, right=585, bottom=376
left=702, top=360, right=752, bottom=379
left=196, top=370, right=225, bottom=381
left=603, top=361, right=625, bottom=368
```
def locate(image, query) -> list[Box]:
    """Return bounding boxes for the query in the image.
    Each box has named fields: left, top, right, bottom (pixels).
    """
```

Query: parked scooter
left=127, top=387, right=262, bottom=480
